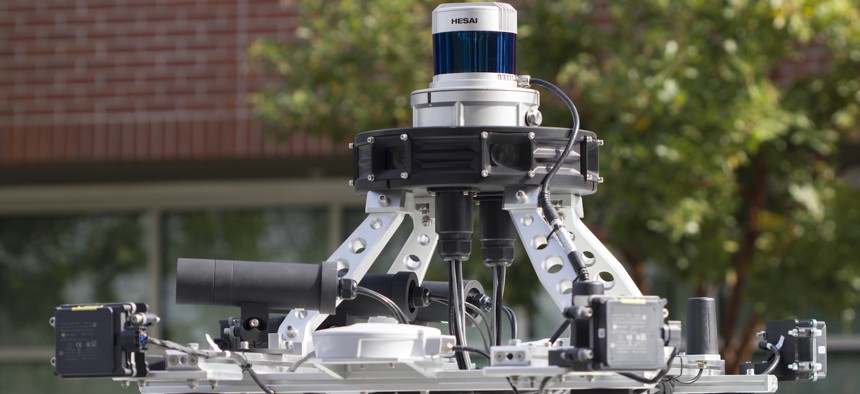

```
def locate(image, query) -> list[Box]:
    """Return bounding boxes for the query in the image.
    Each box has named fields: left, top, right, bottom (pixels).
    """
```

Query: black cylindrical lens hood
left=176, top=258, right=338, bottom=314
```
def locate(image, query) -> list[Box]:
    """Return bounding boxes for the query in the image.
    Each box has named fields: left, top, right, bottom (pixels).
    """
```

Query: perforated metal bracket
left=557, top=194, right=641, bottom=297
left=505, top=186, right=578, bottom=311
left=386, top=196, right=438, bottom=284
left=275, top=191, right=410, bottom=355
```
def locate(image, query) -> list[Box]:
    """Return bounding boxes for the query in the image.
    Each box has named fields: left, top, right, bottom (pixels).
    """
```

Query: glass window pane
left=0, top=214, right=146, bottom=347
left=161, top=207, right=330, bottom=343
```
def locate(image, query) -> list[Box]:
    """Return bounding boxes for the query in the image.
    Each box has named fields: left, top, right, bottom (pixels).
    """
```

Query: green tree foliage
left=0, top=214, right=146, bottom=346
left=251, top=0, right=860, bottom=371
left=250, top=0, right=434, bottom=141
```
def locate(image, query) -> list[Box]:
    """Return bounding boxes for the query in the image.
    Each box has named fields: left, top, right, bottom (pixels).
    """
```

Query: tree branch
left=721, top=151, right=767, bottom=364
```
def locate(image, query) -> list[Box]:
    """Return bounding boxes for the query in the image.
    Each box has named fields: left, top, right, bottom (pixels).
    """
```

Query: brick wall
left=0, top=0, right=338, bottom=165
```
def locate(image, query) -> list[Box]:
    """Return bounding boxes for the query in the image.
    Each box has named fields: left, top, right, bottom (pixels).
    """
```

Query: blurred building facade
left=0, top=1, right=364, bottom=392
left=0, top=1, right=857, bottom=393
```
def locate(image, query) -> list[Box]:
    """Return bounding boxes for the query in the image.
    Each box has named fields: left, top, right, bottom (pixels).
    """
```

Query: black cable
left=502, top=305, right=518, bottom=340
left=356, top=286, right=409, bottom=324
left=147, top=337, right=214, bottom=358
left=528, top=78, right=590, bottom=282
left=760, top=341, right=782, bottom=375
left=506, top=377, right=521, bottom=394
left=547, top=320, right=571, bottom=345
left=530, top=78, right=581, bottom=195
left=243, top=362, right=278, bottom=394
left=673, top=367, right=704, bottom=385
left=618, top=348, right=679, bottom=384
left=449, top=259, right=469, bottom=369
left=431, top=297, right=492, bottom=352
left=492, top=265, right=506, bottom=346
left=463, top=302, right=493, bottom=342
left=452, top=345, right=491, bottom=360
left=228, top=352, right=278, bottom=394
left=538, top=376, right=553, bottom=393
left=150, top=337, right=278, bottom=394
left=287, top=351, right=316, bottom=373
left=464, top=308, right=492, bottom=352
left=454, top=259, right=472, bottom=367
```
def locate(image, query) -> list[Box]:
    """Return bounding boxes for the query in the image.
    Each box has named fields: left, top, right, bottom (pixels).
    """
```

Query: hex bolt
left=400, top=172, right=409, bottom=179
left=400, top=133, right=408, bottom=141
left=515, top=190, right=528, bottom=203
left=240, top=341, right=249, bottom=350
left=378, top=194, right=390, bottom=207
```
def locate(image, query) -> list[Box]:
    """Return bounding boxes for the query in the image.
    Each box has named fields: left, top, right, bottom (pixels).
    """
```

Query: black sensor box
left=53, top=303, right=148, bottom=378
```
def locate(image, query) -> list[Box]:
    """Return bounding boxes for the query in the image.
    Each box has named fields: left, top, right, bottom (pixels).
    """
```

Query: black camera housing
left=53, top=303, right=149, bottom=378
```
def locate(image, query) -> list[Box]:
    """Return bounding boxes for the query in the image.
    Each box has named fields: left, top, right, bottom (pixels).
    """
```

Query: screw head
left=526, top=109, right=543, bottom=126
left=527, top=170, right=535, bottom=178
left=400, top=133, right=408, bottom=141
left=481, top=131, right=489, bottom=139
left=348, top=179, right=354, bottom=186
left=348, top=142, right=354, bottom=150
left=378, top=194, right=390, bottom=207
left=367, top=136, right=374, bottom=143
left=528, top=132, right=535, bottom=140
left=367, top=174, right=375, bottom=181
left=422, top=216, right=432, bottom=227
left=481, top=170, right=489, bottom=177
left=515, top=190, right=528, bottom=203
left=248, top=318, right=260, bottom=328
left=400, top=172, right=409, bottom=179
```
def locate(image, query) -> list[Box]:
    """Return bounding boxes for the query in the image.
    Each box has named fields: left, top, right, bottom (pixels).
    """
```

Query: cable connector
left=516, top=75, right=531, bottom=88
